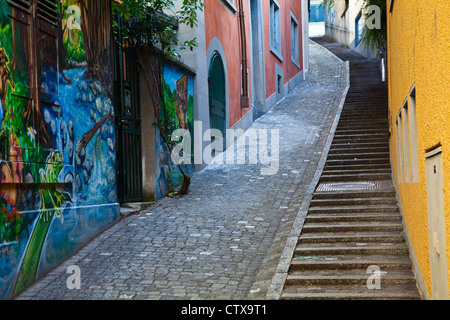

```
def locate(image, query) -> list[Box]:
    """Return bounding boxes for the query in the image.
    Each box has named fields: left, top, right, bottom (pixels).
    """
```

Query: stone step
left=335, top=125, right=387, bottom=130
left=333, top=133, right=388, bottom=139
left=280, top=286, right=421, bottom=300
left=333, top=133, right=389, bottom=139
left=329, top=147, right=389, bottom=154
left=320, top=170, right=392, bottom=180
left=336, top=110, right=386, bottom=118
left=336, top=119, right=387, bottom=124
left=323, top=163, right=391, bottom=171
left=336, top=120, right=388, bottom=126
left=330, top=142, right=389, bottom=150
left=301, top=222, right=404, bottom=233
left=321, top=168, right=391, bottom=174
left=294, top=242, right=409, bottom=256
left=289, top=254, right=413, bottom=271
left=285, top=269, right=417, bottom=286
left=337, top=115, right=387, bottom=120
left=298, top=232, right=406, bottom=244
left=341, top=105, right=387, bottom=109
left=319, top=172, right=392, bottom=182
left=327, top=152, right=390, bottom=160
left=310, top=197, right=398, bottom=206
left=335, top=120, right=387, bottom=125
left=342, top=103, right=387, bottom=108
left=325, top=158, right=391, bottom=166
left=308, top=205, right=400, bottom=214
left=336, top=127, right=388, bottom=132
left=312, top=190, right=396, bottom=200
left=335, top=128, right=388, bottom=134
left=339, top=112, right=387, bottom=117
left=305, top=212, right=402, bottom=223
left=334, top=130, right=388, bottom=137
left=344, top=95, right=387, bottom=100
left=332, top=138, right=389, bottom=145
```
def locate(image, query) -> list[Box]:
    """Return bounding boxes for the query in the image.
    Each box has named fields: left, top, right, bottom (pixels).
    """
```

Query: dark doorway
left=114, top=21, right=142, bottom=203
left=208, top=51, right=226, bottom=152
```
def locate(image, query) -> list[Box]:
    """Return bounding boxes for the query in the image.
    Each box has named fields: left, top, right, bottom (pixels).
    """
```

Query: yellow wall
left=387, top=0, right=450, bottom=298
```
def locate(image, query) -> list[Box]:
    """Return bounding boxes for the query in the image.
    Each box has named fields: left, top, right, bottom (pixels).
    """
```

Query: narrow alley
left=3, top=0, right=450, bottom=306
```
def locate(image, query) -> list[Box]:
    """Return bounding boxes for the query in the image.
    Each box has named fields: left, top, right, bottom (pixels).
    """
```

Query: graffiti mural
left=155, top=63, right=194, bottom=200
left=0, top=0, right=119, bottom=299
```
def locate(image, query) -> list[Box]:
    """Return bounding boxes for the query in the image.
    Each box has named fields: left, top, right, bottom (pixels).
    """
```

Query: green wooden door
left=208, top=52, right=226, bottom=152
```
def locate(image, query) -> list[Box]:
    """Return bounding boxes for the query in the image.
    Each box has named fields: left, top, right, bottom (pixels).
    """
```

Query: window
left=5, top=0, right=60, bottom=152
left=355, top=11, right=364, bottom=46
left=270, top=0, right=282, bottom=60
left=389, top=0, right=395, bottom=12
left=290, top=12, right=299, bottom=67
left=341, top=0, right=350, bottom=17
left=402, top=99, right=411, bottom=182
left=277, top=74, right=282, bottom=94
left=396, top=112, right=404, bottom=183
left=409, top=86, right=419, bottom=182
left=220, top=0, right=237, bottom=13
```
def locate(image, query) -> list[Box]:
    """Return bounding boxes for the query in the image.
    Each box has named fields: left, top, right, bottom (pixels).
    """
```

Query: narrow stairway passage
left=280, top=38, right=422, bottom=300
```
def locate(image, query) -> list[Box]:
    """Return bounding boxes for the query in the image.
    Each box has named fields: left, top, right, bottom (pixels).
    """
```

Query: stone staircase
left=280, top=38, right=421, bottom=300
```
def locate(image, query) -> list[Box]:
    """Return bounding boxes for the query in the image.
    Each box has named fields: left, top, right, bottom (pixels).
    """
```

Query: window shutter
left=36, top=0, right=58, bottom=26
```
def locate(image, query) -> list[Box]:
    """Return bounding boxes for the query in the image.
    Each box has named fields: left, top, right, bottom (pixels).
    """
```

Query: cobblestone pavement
left=17, top=41, right=349, bottom=300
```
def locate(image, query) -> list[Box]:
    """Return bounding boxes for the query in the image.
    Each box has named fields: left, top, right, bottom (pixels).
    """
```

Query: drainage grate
left=316, top=181, right=379, bottom=192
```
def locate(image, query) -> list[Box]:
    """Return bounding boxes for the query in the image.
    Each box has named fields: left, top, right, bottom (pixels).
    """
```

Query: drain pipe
left=238, top=0, right=249, bottom=108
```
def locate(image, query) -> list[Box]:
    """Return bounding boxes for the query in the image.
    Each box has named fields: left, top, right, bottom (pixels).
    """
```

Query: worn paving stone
left=16, top=41, right=348, bottom=300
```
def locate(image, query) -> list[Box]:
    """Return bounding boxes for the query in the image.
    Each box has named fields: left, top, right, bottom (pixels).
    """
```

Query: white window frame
left=409, top=85, right=419, bottom=182
left=402, top=98, right=411, bottom=182
left=270, top=0, right=283, bottom=61
left=396, top=112, right=404, bottom=183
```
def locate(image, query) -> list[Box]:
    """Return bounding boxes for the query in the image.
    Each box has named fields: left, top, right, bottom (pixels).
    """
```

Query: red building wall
left=205, top=0, right=304, bottom=129
left=263, top=0, right=304, bottom=100
left=204, top=0, right=253, bottom=128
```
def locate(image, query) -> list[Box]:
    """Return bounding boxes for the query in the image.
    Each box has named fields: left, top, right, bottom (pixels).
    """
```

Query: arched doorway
left=208, top=51, right=226, bottom=152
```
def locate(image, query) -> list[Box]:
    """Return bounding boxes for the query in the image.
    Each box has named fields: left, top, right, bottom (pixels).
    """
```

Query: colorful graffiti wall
left=0, top=0, right=119, bottom=299
left=155, top=63, right=194, bottom=200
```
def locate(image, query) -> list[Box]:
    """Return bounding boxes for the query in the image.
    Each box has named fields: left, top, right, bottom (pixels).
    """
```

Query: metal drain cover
left=317, top=182, right=379, bottom=192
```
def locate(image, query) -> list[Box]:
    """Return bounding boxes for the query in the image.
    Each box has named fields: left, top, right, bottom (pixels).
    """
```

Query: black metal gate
left=114, top=21, right=142, bottom=203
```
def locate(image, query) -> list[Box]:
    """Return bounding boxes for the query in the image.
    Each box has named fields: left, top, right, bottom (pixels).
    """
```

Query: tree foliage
left=360, top=0, right=387, bottom=53
left=112, top=0, right=204, bottom=57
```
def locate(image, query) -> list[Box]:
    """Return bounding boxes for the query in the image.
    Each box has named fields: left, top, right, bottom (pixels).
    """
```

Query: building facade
left=324, top=0, right=377, bottom=59
left=203, top=0, right=306, bottom=140
left=387, top=0, right=450, bottom=300
left=143, top=0, right=309, bottom=197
